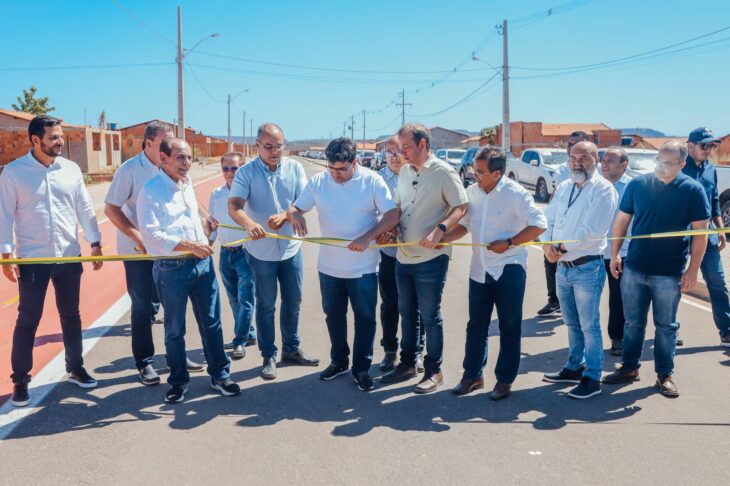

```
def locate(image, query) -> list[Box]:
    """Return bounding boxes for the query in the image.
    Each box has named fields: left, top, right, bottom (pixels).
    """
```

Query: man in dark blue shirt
left=604, top=141, right=710, bottom=398
left=682, top=127, right=730, bottom=347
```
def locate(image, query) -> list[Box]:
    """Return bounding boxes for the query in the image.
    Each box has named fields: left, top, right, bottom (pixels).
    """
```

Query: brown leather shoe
left=602, top=366, right=640, bottom=384
left=451, top=377, right=484, bottom=396
left=414, top=372, right=443, bottom=394
left=490, top=382, right=512, bottom=401
left=380, top=363, right=417, bottom=384
left=656, top=374, right=679, bottom=398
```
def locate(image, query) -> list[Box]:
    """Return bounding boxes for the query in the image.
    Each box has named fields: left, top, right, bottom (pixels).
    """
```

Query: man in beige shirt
left=380, top=123, right=468, bottom=393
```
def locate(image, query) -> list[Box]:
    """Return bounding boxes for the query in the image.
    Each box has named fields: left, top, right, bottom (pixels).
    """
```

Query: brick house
left=495, top=122, right=622, bottom=157
left=0, top=109, right=122, bottom=172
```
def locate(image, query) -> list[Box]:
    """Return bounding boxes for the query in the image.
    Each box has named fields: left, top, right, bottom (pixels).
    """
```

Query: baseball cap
left=688, top=127, right=720, bottom=144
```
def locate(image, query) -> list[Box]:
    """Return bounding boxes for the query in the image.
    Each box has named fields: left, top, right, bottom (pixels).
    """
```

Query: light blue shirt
left=229, top=156, right=307, bottom=261
left=605, top=173, right=632, bottom=260
left=377, top=166, right=399, bottom=258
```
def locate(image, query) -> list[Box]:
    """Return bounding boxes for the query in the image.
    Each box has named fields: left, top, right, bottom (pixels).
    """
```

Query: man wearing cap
left=681, top=127, right=730, bottom=347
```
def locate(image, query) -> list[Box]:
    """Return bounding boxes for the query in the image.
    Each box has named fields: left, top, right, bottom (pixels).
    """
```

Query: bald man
left=541, top=142, right=617, bottom=399
left=229, top=124, right=320, bottom=381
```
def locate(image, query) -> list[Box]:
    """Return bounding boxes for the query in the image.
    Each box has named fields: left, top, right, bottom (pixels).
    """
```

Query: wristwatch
left=91, top=241, right=101, bottom=249
left=437, top=223, right=447, bottom=233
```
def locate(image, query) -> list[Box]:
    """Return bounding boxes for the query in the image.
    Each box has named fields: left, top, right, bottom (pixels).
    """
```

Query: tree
left=480, top=126, right=497, bottom=145
left=12, top=86, right=54, bottom=115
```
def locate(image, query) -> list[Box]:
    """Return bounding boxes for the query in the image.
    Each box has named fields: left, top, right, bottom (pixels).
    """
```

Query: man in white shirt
left=599, top=147, right=632, bottom=356
left=288, top=138, right=399, bottom=391
left=228, top=123, right=319, bottom=380
left=208, top=152, right=255, bottom=360
left=441, top=147, right=547, bottom=400
left=0, top=115, right=103, bottom=407
left=105, top=121, right=205, bottom=386
left=537, top=131, right=591, bottom=319
left=137, top=138, right=239, bottom=404
left=541, top=141, right=618, bottom=399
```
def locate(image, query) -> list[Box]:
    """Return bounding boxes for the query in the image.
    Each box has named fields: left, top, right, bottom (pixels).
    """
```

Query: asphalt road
left=1, top=158, right=728, bottom=485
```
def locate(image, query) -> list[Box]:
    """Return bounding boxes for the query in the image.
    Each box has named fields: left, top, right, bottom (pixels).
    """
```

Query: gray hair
left=221, top=151, right=244, bottom=165
left=143, top=121, right=173, bottom=149
left=257, top=123, right=284, bottom=140
left=660, top=140, right=688, bottom=163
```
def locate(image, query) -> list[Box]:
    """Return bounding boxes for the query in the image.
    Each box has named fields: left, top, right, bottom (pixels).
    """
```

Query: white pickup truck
left=718, top=166, right=730, bottom=226
left=506, top=148, right=568, bottom=202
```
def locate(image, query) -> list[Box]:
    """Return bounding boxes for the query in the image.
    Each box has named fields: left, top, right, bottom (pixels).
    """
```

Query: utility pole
left=350, top=115, right=355, bottom=140
left=250, top=118, right=253, bottom=155
left=242, top=110, right=246, bottom=157
left=227, top=94, right=232, bottom=151
left=177, top=6, right=185, bottom=140
left=362, top=109, right=366, bottom=150
left=343, top=121, right=346, bottom=137
left=501, top=19, right=511, bottom=152
left=396, top=88, right=412, bottom=126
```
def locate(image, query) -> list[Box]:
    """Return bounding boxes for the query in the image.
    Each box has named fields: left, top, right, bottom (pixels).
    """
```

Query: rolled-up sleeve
left=519, top=190, right=548, bottom=230
left=137, top=190, right=180, bottom=255
left=75, top=178, right=101, bottom=244
left=0, top=170, right=17, bottom=254
left=229, top=166, right=251, bottom=201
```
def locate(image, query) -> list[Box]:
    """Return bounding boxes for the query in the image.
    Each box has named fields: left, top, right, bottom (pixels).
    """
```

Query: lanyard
left=566, top=183, right=583, bottom=211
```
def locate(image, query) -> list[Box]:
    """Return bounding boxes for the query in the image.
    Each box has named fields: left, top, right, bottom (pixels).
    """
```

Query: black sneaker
left=165, top=384, right=188, bottom=403
left=211, top=378, right=241, bottom=396
left=68, top=368, right=98, bottom=389
left=320, top=362, right=349, bottom=381
left=138, top=364, right=161, bottom=386
left=537, top=302, right=561, bottom=317
left=721, top=332, right=730, bottom=348
left=676, top=334, right=684, bottom=346
left=567, top=377, right=602, bottom=399
left=353, top=372, right=374, bottom=392
left=542, top=366, right=585, bottom=384
left=11, top=383, right=30, bottom=407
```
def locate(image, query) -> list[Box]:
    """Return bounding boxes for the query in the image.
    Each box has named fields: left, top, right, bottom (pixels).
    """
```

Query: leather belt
left=221, top=245, right=245, bottom=253
left=559, top=254, right=601, bottom=268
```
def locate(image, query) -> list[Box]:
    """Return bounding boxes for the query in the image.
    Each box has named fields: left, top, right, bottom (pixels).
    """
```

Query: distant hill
left=619, top=128, right=667, bottom=138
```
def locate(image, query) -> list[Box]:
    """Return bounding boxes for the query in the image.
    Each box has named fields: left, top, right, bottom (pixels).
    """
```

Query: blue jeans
left=245, top=249, right=303, bottom=359
left=123, top=260, right=160, bottom=369
left=319, top=272, right=377, bottom=375
left=463, top=265, right=526, bottom=384
left=378, top=252, right=424, bottom=353
left=219, top=247, right=256, bottom=346
left=700, top=244, right=730, bottom=336
left=621, top=266, right=681, bottom=376
left=153, top=257, right=230, bottom=386
left=396, top=255, right=449, bottom=375
left=556, top=258, right=605, bottom=381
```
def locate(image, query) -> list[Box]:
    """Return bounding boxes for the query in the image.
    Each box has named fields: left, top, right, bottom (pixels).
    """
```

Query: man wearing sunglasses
left=208, top=152, right=256, bottom=361
left=228, top=123, right=320, bottom=380
left=287, top=138, right=398, bottom=391
left=681, top=127, right=730, bottom=348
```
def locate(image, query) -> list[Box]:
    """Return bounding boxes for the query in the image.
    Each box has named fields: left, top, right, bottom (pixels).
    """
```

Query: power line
left=110, top=0, right=176, bottom=45
left=409, top=71, right=502, bottom=118
left=184, top=62, right=226, bottom=104
left=0, top=62, right=173, bottom=72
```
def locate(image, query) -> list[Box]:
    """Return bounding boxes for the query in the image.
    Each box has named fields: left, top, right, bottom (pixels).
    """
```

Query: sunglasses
left=700, top=142, right=718, bottom=150
left=222, top=166, right=239, bottom=173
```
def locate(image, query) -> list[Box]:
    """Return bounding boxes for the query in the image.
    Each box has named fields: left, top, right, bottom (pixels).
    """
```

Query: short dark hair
left=28, top=115, right=61, bottom=143
left=325, top=137, right=357, bottom=163
left=569, top=131, right=590, bottom=141
left=143, top=121, right=173, bottom=149
left=474, top=146, right=506, bottom=176
left=159, top=137, right=176, bottom=157
left=398, top=123, right=431, bottom=150
left=605, top=146, right=629, bottom=165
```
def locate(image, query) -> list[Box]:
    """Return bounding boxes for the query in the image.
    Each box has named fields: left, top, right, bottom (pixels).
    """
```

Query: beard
left=570, top=169, right=587, bottom=184
left=39, top=140, right=63, bottom=158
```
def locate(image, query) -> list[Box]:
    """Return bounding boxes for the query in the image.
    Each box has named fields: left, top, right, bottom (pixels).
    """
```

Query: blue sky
left=2, top=0, right=729, bottom=140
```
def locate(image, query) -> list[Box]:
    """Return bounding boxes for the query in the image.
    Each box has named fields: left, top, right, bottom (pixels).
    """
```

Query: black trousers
left=12, top=262, right=84, bottom=384
left=378, top=252, right=424, bottom=353
left=543, top=256, right=558, bottom=305
left=604, top=259, right=625, bottom=340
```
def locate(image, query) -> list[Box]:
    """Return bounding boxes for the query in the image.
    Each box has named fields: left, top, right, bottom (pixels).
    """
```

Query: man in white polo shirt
left=1, top=115, right=103, bottom=407
left=137, top=138, right=239, bottom=404
left=441, top=147, right=547, bottom=400
left=288, top=138, right=398, bottom=391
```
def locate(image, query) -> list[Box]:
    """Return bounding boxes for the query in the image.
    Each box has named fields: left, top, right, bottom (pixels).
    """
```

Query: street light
left=177, top=6, right=219, bottom=141
left=228, top=89, right=249, bottom=150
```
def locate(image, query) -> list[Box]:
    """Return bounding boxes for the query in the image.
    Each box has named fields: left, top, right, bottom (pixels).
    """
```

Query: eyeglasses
left=700, top=142, right=718, bottom=150
left=327, top=164, right=352, bottom=173
left=385, top=150, right=401, bottom=158
left=655, top=156, right=680, bottom=166
left=222, top=166, right=239, bottom=173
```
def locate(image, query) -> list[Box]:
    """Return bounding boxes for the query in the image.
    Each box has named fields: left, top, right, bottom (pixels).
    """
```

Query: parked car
left=718, top=166, right=730, bottom=227
left=458, top=147, right=480, bottom=187
left=507, top=148, right=568, bottom=202
left=357, top=150, right=376, bottom=168
left=598, top=148, right=658, bottom=178
left=372, top=150, right=385, bottom=170
left=435, top=148, right=466, bottom=170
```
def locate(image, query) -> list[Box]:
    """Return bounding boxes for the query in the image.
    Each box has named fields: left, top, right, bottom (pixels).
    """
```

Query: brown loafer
left=451, top=377, right=484, bottom=396
left=381, top=363, right=417, bottom=384
left=414, top=372, right=443, bottom=394
left=602, top=366, right=640, bottom=384
left=656, top=374, right=679, bottom=398
left=490, top=382, right=512, bottom=401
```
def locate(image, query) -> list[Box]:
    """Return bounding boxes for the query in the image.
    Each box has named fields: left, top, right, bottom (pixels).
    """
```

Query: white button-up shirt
left=541, top=171, right=618, bottom=262
left=605, top=173, right=631, bottom=260
left=104, top=151, right=160, bottom=254
left=208, top=183, right=245, bottom=246
left=294, top=165, right=395, bottom=279
left=0, top=152, right=101, bottom=258
left=461, top=177, right=547, bottom=282
left=137, top=171, right=208, bottom=256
